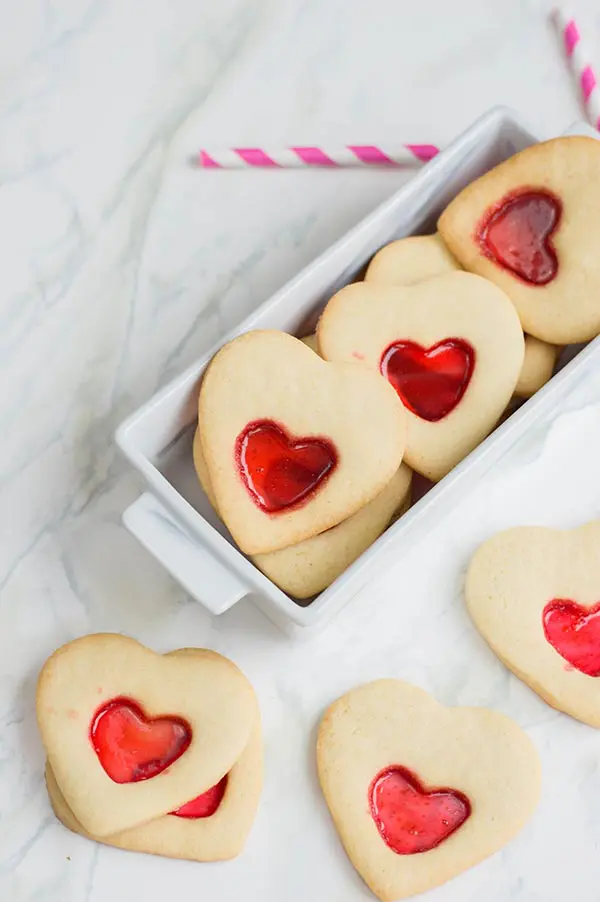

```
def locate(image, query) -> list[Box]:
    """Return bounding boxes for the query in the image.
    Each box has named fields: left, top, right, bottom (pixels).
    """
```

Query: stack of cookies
left=194, top=135, right=600, bottom=600
left=195, top=329, right=411, bottom=599
left=37, top=634, right=262, bottom=862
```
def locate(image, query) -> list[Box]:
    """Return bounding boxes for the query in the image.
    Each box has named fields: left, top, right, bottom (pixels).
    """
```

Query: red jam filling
left=90, top=698, right=192, bottom=784
left=370, top=766, right=471, bottom=855
left=477, top=189, right=561, bottom=285
left=380, top=339, right=475, bottom=422
left=235, top=419, right=337, bottom=513
left=171, top=776, right=228, bottom=818
left=543, top=599, right=600, bottom=677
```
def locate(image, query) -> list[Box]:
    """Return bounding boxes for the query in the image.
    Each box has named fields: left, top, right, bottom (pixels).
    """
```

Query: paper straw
left=196, top=144, right=440, bottom=169
left=553, top=7, right=600, bottom=131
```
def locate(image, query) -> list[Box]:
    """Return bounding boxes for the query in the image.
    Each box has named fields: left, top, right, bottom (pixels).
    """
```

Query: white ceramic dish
left=116, top=108, right=600, bottom=631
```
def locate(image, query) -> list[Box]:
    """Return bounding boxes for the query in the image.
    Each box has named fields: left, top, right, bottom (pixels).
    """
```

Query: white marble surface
left=3, top=1, right=600, bottom=900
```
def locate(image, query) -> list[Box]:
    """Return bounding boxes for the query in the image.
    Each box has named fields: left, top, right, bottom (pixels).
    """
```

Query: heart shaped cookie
left=465, top=521, right=600, bottom=726
left=193, top=428, right=412, bottom=598
left=317, top=680, right=540, bottom=901
left=438, top=136, right=600, bottom=343
left=36, top=634, right=256, bottom=836
left=198, top=331, right=406, bottom=554
left=365, top=233, right=461, bottom=285
left=46, top=648, right=262, bottom=862
left=317, top=272, right=524, bottom=481
left=364, top=233, right=557, bottom=403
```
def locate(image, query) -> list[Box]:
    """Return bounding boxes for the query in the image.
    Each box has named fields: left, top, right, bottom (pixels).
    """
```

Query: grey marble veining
left=2, top=1, right=600, bottom=900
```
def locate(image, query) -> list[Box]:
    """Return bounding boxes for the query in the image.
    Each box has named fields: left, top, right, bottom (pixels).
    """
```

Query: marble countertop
left=3, top=2, right=600, bottom=900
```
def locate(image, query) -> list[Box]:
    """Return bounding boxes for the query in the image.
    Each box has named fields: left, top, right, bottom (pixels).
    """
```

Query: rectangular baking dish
left=116, top=108, right=600, bottom=631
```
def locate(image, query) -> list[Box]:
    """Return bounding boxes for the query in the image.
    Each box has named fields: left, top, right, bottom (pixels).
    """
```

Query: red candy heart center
left=370, top=766, right=471, bottom=855
left=90, top=698, right=192, bottom=784
left=543, top=599, right=600, bottom=677
left=235, top=419, right=337, bottom=513
left=380, top=339, right=475, bottom=422
left=478, top=190, right=561, bottom=285
left=171, top=775, right=228, bottom=819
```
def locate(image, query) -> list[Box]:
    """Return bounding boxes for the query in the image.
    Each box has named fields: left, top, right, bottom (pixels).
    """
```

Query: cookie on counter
left=193, top=429, right=412, bottom=599
left=317, top=272, right=524, bottom=481
left=46, top=648, right=262, bottom=862
left=438, top=136, right=600, bottom=344
left=466, top=521, right=600, bottom=727
left=365, top=233, right=460, bottom=285
left=198, top=330, right=406, bottom=555
left=317, top=680, right=540, bottom=901
left=36, top=634, right=257, bottom=837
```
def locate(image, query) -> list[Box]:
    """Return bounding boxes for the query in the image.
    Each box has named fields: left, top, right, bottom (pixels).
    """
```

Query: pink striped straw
left=553, top=7, right=600, bottom=131
left=196, top=144, right=440, bottom=170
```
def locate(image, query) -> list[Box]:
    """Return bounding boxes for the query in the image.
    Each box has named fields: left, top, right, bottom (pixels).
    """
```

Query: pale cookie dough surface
left=438, top=136, right=600, bottom=344
left=36, top=634, right=256, bottom=837
left=193, top=426, right=219, bottom=510
left=199, top=330, right=406, bottom=555
left=317, top=680, right=540, bottom=902
left=513, top=335, right=559, bottom=398
left=465, top=521, right=600, bottom=727
left=363, top=233, right=555, bottom=404
left=193, top=429, right=411, bottom=598
left=317, top=272, right=524, bottom=481
left=365, top=233, right=460, bottom=285
left=46, top=650, right=263, bottom=862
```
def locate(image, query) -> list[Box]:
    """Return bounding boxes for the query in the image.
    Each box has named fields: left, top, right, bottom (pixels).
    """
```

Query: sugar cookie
left=198, top=330, right=406, bottom=554
left=317, top=679, right=540, bottom=901
left=466, top=521, right=600, bottom=727
left=36, top=634, right=256, bottom=837
left=365, top=233, right=460, bottom=285
left=438, top=136, right=600, bottom=344
left=317, top=273, right=524, bottom=481
left=46, top=648, right=262, bottom=861
left=364, top=236, right=556, bottom=401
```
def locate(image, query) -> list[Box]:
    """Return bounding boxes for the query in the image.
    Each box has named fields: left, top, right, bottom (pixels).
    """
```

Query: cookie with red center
left=438, top=136, right=600, bottom=344
left=198, top=330, right=406, bottom=555
left=193, top=428, right=412, bottom=599
left=363, top=232, right=557, bottom=404
left=317, top=680, right=540, bottom=902
left=466, top=521, right=600, bottom=727
left=36, top=635, right=256, bottom=837
left=365, top=233, right=461, bottom=285
left=46, top=648, right=262, bottom=862
left=317, top=272, right=524, bottom=481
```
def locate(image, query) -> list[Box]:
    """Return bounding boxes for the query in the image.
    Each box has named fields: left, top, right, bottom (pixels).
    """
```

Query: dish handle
left=123, top=493, right=248, bottom=615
